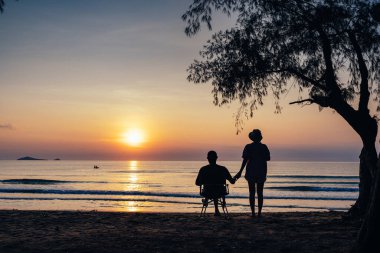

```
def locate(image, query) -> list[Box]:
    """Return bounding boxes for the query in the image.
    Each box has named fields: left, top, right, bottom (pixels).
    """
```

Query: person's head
left=249, top=129, right=263, bottom=142
left=207, top=150, right=218, bottom=164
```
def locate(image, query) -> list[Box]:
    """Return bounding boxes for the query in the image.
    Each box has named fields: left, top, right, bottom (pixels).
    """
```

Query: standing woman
left=235, top=129, right=270, bottom=217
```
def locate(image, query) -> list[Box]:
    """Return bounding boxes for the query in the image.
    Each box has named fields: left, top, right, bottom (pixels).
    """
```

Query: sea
left=0, top=160, right=359, bottom=213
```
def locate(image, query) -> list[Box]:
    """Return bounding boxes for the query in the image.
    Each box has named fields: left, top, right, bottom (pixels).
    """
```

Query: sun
left=122, top=129, right=145, bottom=147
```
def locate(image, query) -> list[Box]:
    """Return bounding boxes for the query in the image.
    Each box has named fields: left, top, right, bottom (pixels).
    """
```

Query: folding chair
left=199, top=184, right=230, bottom=218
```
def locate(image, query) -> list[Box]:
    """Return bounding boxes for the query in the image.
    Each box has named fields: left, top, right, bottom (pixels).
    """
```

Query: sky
left=0, top=0, right=373, bottom=161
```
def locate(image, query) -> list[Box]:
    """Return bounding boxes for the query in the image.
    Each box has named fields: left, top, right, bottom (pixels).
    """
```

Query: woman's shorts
left=245, top=176, right=266, bottom=184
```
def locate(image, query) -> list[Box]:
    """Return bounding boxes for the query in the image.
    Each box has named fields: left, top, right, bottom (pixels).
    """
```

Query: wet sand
left=0, top=210, right=361, bottom=253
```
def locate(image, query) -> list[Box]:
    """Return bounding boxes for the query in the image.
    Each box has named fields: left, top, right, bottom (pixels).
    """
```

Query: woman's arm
left=235, top=158, right=248, bottom=179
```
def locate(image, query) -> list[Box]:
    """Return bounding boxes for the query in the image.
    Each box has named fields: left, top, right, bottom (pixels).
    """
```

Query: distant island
left=17, top=156, right=46, bottom=161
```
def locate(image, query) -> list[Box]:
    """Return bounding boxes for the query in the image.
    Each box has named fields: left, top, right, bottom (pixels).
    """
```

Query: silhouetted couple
left=196, top=129, right=270, bottom=217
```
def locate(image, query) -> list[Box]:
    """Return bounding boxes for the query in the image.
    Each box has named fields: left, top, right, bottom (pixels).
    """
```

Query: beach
left=0, top=210, right=361, bottom=253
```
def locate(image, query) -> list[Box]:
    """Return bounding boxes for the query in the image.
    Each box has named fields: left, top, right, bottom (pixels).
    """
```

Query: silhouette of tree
left=183, top=0, right=380, bottom=251
left=372, top=3, right=380, bottom=22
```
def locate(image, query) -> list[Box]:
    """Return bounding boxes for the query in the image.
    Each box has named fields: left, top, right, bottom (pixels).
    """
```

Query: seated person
left=195, top=150, right=235, bottom=216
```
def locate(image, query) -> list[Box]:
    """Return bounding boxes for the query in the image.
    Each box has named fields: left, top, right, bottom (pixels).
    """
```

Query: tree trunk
left=357, top=151, right=372, bottom=213
left=330, top=97, right=378, bottom=209
left=354, top=155, right=380, bottom=252
left=329, top=97, right=380, bottom=252
left=351, top=119, right=379, bottom=252
left=347, top=148, right=372, bottom=217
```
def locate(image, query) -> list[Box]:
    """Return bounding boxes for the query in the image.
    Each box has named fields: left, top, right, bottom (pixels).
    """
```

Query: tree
left=372, top=3, right=380, bottom=22
left=183, top=0, right=380, bottom=251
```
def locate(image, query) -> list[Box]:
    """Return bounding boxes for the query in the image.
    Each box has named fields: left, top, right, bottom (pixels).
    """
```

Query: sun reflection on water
left=129, top=174, right=138, bottom=183
left=121, top=161, right=141, bottom=193
left=129, top=160, right=138, bottom=170
left=127, top=160, right=139, bottom=189
left=125, top=201, right=139, bottom=212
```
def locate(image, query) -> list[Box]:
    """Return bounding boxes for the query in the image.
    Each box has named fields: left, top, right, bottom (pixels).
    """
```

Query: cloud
left=0, top=123, right=14, bottom=130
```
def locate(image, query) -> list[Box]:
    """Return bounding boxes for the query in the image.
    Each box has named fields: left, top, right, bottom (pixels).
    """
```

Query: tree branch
left=289, top=98, right=314, bottom=105
left=316, top=27, right=342, bottom=96
left=290, top=94, right=332, bottom=107
left=348, top=31, right=369, bottom=113
left=287, top=68, right=327, bottom=92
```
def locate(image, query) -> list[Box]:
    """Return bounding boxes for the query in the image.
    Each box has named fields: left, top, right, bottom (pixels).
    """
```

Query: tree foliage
left=183, top=0, right=380, bottom=131
left=0, top=0, right=4, bottom=13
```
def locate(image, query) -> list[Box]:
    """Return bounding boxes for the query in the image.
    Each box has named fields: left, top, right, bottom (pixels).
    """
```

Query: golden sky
left=0, top=0, right=371, bottom=161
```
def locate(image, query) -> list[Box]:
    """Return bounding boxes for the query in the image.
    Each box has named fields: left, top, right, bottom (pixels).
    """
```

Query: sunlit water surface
left=0, top=160, right=358, bottom=213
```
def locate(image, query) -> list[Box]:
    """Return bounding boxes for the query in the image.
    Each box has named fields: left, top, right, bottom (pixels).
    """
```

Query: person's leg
left=213, top=198, right=221, bottom=216
left=257, top=182, right=264, bottom=217
left=248, top=181, right=256, bottom=216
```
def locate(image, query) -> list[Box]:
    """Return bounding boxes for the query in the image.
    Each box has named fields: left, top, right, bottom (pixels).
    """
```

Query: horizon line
left=0, top=159, right=360, bottom=163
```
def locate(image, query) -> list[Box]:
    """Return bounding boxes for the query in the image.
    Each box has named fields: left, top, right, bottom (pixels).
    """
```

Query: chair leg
left=220, top=197, right=230, bottom=219
left=201, top=197, right=229, bottom=218
left=200, top=198, right=209, bottom=217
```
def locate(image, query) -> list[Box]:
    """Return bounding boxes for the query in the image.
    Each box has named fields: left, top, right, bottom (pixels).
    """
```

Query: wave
left=110, top=170, right=186, bottom=174
left=0, top=196, right=348, bottom=211
left=0, top=188, right=357, bottom=201
left=267, top=186, right=358, bottom=192
left=1, top=179, right=74, bottom=184
left=269, top=175, right=358, bottom=179
left=268, top=181, right=358, bottom=185
left=0, top=196, right=197, bottom=205
left=0, top=179, right=161, bottom=187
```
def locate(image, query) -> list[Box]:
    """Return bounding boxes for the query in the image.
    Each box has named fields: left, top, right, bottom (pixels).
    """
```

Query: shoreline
left=0, top=210, right=361, bottom=253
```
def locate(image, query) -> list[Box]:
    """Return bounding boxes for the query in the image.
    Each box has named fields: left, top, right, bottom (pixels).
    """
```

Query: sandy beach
left=0, top=210, right=361, bottom=253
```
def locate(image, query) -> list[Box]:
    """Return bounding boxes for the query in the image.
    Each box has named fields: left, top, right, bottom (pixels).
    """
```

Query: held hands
left=235, top=171, right=242, bottom=180
left=229, top=170, right=242, bottom=185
